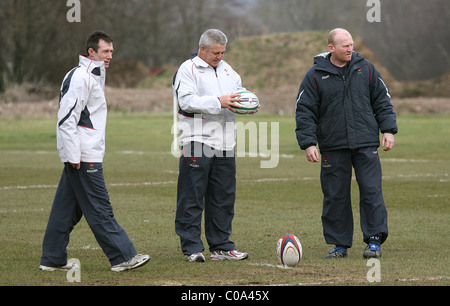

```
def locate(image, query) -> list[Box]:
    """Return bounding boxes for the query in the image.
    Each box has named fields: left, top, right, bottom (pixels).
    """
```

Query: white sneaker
left=39, top=262, right=79, bottom=271
left=211, top=250, right=249, bottom=261
left=111, top=254, right=150, bottom=272
left=188, top=252, right=206, bottom=262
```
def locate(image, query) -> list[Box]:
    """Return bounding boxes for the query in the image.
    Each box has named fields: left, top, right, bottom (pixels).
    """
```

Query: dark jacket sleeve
left=295, top=68, right=321, bottom=150
left=368, top=62, right=398, bottom=135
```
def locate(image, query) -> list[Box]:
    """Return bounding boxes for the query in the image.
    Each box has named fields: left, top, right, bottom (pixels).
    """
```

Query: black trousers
left=175, top=142, right=236, bottom=255
left=320, top=147, right=388, bottom=248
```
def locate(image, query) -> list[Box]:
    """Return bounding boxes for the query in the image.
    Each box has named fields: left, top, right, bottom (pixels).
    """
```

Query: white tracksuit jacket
left=57, top=55, right=107, bottom=163
left=174, top=56, right=245, bottom=151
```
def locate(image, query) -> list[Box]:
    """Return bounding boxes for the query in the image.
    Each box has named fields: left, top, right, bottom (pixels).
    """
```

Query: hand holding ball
left=231, top=90, right=260, bottom=114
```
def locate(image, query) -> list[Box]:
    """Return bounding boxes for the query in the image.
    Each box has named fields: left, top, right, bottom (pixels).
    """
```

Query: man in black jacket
left=295, top=28, right=398, bottom=259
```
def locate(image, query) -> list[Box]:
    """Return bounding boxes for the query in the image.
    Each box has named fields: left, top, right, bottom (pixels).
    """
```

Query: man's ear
left=328, top=44, right=334, bottom=53
left=87, top=48, right=95, bottom=56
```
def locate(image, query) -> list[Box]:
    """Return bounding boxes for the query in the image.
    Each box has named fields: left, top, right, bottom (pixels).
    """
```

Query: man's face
left=329, top=33, right=354, bottom=66
left=199, top=43, right=226, bottom=68
left=88, top=39, right=114, bottom=68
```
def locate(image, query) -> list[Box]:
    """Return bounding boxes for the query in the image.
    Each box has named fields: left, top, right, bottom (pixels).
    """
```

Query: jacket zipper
left=214, top=69, right=223, bottom=95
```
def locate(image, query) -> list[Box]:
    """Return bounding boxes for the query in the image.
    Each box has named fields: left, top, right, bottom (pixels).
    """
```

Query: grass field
left=0, top=112, right=449, bottom=287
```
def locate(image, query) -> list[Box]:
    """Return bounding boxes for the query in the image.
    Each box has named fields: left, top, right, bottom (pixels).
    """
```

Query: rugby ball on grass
left=231, top=90, right=259, bottom=114
left=277, top=234, right=302, bottom=267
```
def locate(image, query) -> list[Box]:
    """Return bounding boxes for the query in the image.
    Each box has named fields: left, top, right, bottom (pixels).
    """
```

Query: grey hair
left=198, top=29, right=228, bottom=51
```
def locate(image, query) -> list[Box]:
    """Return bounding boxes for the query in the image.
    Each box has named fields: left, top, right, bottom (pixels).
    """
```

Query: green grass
left=0, top=112, right=449, bottom=286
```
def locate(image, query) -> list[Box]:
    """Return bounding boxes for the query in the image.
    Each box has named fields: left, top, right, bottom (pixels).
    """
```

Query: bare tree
left=252, top=0, right=450, bottom=81
left=362, top=0, right=450, bottom=80
left=0, top=0, right=262, bottom=92
left=1, top=0, right=446, bottom=93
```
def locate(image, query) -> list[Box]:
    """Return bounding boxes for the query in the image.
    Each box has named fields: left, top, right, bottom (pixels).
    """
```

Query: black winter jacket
left=295, top=52, right=398, bottom=152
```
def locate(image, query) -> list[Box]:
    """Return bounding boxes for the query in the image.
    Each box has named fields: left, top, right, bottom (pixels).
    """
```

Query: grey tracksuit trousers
left=40, top=162, right=137, bottom=267
left=320, top=147, right=388, bottom=248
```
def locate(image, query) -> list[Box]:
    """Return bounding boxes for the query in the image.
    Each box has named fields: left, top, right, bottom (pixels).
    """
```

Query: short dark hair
left=85, top=31, right=113, bottom=54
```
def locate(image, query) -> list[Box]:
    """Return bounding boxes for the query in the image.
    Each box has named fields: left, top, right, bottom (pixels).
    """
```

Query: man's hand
left=69, top=163, right=81, bottom=170
left=219, top=94, right=242, bottom=112
left=305, top=146, right=320, bottom=163
left=381, top=133, right=395, bottom=151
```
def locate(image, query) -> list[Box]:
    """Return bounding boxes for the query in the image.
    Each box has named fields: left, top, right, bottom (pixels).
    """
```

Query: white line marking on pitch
left=1, top=172, right=448, bottom=191
left=0, top=181, right=176, bottom=190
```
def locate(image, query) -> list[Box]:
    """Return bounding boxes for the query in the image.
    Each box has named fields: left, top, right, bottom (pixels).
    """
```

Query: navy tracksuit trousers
left=320, top=147, right=388, bottom=248
left=40, top=162, right=137, bottom=267
left=175, top=142, right=236, bottom=255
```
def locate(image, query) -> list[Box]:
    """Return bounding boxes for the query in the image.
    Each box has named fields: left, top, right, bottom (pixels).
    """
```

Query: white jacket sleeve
left=175, top=63, right=222, bottom=115
left=57, top=72, right=89, bottom=163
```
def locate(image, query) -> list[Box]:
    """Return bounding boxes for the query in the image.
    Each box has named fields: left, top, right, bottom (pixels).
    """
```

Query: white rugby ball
left=231, top=90, right=259, bottom=114
left=277, top=234, right=302, bottom=267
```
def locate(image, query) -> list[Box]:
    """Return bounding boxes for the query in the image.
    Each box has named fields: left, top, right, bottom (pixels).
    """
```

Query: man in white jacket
left=39, top=31, right=150, bottom=272
left=174, top=29, right=250, bottom=262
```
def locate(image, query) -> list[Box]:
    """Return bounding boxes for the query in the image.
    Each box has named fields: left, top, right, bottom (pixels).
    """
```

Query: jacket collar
left=314, top=51, right=364, bottom=70
left=192, top=55, right=223, bottom=69
left=79, top=55, right=105, bottom=77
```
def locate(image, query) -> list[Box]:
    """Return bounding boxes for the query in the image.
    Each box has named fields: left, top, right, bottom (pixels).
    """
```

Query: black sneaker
left=325, top=247, right=348, bottom=258
left=363, top=244, right=382, bottom=258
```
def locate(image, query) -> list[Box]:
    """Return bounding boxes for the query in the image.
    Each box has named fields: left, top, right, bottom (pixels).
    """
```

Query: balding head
left=328, top=28, right=352, bottom=45
left=327, top=28, right=354, bottom=67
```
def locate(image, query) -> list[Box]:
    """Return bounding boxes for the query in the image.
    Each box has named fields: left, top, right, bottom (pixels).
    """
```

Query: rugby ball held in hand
left=231, top=90, right=259, bottom=114
left=277, top=234, right=303, bottom=267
